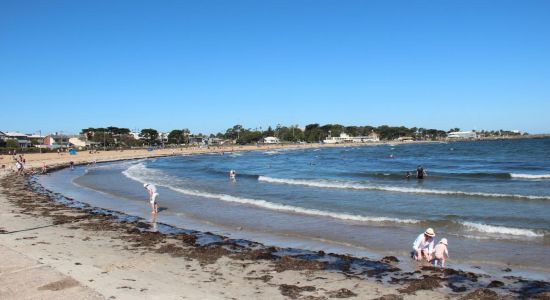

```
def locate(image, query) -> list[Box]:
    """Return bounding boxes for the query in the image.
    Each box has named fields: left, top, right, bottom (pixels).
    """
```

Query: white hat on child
left=440, top=238, right=448, bottom=245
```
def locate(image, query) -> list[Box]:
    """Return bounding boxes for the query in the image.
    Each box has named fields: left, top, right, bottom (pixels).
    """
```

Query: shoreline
left=1, top=145, right=549, bottom=298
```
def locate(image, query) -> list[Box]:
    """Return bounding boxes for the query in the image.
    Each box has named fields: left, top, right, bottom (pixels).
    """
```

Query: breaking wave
left=258, top=176, right=550, bottom=200
left=121, top=163, right=546, bottom=239
left=122, top=163, right=418, bottom=224
left=510, top=173, right=550, bottom=180
left=461, top=222, right=544, bottom=237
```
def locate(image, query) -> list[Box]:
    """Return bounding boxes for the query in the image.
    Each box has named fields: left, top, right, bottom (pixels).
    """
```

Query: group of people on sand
left=412, top=228, right=449, bottom=268
left=4, top=153, right=49, bottom=176
left=8, top=153, right=27, bottom=175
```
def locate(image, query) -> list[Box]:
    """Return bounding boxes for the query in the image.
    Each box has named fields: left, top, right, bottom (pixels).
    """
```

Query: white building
left=129, top=132, right=141, bottom=140
left=397, top=136, right=414, bottom=142
left=323, top=133, right=353, bottom=144
left=69, top=137, right=87, bottom=148
left=324, top=132, right=380, bottom=144
left=447, top=131, right=477, bottom=139
left=263, top=136, right=280, bottom=144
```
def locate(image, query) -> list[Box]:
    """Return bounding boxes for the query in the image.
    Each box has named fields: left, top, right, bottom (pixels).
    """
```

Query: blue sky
left=1, top=0, right=549, bottom=134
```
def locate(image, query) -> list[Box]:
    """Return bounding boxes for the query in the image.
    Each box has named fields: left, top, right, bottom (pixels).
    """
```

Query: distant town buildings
left=447, top=131, right=478, bottom=139
left=0, top=131, right=33, bottom=148
left=323, top=132, right=380, bottom=144
left=0, top=126, right=532, bottom=151
left=263, top=136, right=280, bottom=144
left=42, top=134, right=72, bottom=149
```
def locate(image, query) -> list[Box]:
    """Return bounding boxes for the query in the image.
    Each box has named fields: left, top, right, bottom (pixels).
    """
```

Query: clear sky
left=1, top=0, right=549, bottom=135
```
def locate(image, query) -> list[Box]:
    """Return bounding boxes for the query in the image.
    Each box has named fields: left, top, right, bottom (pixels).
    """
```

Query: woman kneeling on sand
left=412, top=228, right=435, bottom=261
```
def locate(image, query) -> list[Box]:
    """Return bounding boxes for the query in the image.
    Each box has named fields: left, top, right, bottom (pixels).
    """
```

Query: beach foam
left=461, top=221, right=544, bottom=237
left=120, top=163, right=547, bottom=239
left=510, top=173, right=550, bottom=179
left=258, top=176, right=550, bottom=200
left=122, top=163, right=418, bottom=225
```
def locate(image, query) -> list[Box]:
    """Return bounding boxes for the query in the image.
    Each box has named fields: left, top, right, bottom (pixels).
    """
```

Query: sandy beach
left=1, top=146, right=548, bottom=299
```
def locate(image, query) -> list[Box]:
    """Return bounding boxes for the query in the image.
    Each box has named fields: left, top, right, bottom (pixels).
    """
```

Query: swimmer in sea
left=416, top=165, right=426, bottom=179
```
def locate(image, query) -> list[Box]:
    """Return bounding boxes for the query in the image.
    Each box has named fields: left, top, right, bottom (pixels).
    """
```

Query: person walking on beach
left=143, top=183, right=159, bottom=214
left=412, top=228, right=435, bottom=261
left=15, top=159, right=24, bottom=175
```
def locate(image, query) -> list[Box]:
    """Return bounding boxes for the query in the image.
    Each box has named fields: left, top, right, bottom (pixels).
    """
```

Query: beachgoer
left=70, top=161, right=74, bottom=170
left=412, top=228, right=435, bottom=261
left=432, top=238, right=449, bottom=268
left=15, top=160, right=24, bottom=175
left=143, top=183, right=159, bottom=214
left=406, top=171, right=411, bottom=179
left=41, top=162, right=47, bottom=174
left=229, top=169, right=236, bottom=179
left=416, top=165, right=426, bottom=179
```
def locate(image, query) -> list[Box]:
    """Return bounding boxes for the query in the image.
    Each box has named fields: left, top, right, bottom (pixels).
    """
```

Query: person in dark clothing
left=416, top=165, right=425, bottom=179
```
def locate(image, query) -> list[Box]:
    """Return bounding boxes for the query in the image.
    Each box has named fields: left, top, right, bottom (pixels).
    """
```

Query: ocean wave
left=168, top=187, right=420, bottom=225
left=258, top=176, right=550, bottom=200
left=122, top=163, right=418, bottom=225
left=510, top=173, right=550, bottom=179
left=461, top=222, right=544, bottom=237
left=122, top=163, right=545, bottom=239
left=345, top=171, right=512, bottom=180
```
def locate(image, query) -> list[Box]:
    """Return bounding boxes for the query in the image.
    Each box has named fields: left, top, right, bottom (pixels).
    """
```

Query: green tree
left=304, top=124, right=324, bottom=142
left=264, top=126, right=275, bottom=137
left=168, top=130, right=184, bottom=144
left=140, top=129, right=159, bottom=145
left=224, top=125, right=243, bottom=140
left=237, top=130, right=262, bottom=144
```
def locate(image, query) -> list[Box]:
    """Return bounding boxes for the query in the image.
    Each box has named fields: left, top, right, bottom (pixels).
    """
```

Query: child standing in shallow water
left=432, top=238, right=449, bottom=268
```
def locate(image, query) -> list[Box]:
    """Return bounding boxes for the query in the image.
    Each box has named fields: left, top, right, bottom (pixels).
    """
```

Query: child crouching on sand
left=432, top=238, right=449, bottom=268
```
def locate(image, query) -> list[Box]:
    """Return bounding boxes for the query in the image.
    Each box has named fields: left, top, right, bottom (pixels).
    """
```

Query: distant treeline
left=77, top=125, right=525, bottom=147
left=215, top=124, right=451, bottom=144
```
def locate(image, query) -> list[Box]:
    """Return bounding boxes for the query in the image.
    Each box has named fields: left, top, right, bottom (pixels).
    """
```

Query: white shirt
left=413, top=233, right=434, bottom=253
left=146, top=184, right=157, bottom=194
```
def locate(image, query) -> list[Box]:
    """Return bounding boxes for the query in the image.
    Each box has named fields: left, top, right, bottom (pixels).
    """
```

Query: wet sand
left=1, top=147, right=549, bottom=299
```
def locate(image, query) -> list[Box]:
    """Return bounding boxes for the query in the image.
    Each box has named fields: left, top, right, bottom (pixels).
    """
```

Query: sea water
left=40, top=138, right=550, bottom=280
